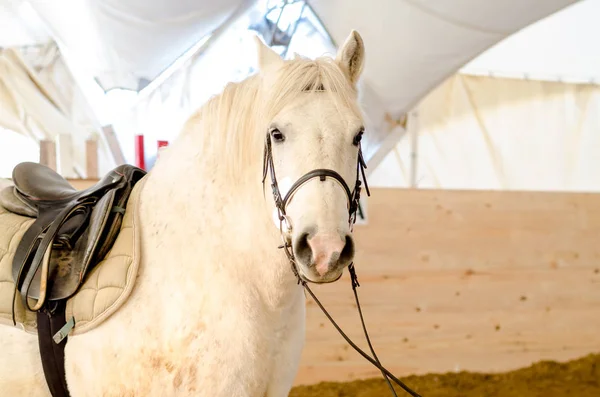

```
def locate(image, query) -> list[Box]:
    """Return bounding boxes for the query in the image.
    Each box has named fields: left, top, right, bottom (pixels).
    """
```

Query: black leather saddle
left=0, top=162, right=146, bottom=315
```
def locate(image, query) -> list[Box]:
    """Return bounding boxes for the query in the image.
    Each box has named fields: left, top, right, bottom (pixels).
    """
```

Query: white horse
left=0, top=30, right=367, bottom=397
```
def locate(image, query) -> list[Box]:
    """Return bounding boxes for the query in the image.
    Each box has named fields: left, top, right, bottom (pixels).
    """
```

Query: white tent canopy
left=461, top=0, right=600, bottom=84
left=366, top=0, right=600, bottom=193
left=310, top=0, right=580, bottom=167
left=1, top=0, right=251, bottom=91
left=0, top=0, right=584, bottom=177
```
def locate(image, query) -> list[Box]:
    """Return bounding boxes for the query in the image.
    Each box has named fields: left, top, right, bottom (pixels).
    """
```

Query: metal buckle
left=278, top=211, right=292, bottom=235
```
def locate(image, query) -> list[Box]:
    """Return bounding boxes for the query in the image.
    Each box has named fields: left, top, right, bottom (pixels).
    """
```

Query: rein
left=262, top=132, right=422, bottom=397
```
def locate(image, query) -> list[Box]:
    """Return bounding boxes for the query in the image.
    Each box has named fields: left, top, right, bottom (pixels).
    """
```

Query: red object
left=157, top=140, right=169, bottom=160
left=135, top=134, right=146, bottom=170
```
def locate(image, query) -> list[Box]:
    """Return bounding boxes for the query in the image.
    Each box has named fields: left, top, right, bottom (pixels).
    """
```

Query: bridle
left=262, top=130, right=366, bottom=281
left=262, top=130, right=422, bottom=397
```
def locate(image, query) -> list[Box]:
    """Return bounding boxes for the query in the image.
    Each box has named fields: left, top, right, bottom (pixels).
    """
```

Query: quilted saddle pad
left=0, top=176, right=145, bottom=336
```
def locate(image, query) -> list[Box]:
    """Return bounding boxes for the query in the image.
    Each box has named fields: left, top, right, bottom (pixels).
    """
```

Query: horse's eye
left=271, top=128, right=285, bottom=142
left=353, top=128, right=364, bottom=146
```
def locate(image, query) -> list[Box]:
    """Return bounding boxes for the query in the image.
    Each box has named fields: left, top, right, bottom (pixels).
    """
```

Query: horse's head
left=256, top=31, right=367, bottom=283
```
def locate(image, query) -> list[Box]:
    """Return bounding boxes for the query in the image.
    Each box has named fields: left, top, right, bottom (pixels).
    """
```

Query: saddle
left=0, top=162, right=146, bottom=318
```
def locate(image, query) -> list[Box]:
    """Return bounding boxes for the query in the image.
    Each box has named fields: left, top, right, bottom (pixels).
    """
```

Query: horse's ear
left=335, top=30, right=365, bottom=85
left=254, top=35, right=284, bottom=71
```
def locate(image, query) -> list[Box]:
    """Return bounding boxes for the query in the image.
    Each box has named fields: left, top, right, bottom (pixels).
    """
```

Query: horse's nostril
left=339, top=234, right=355, bottom=265
left=293, top=232, right=312, bottom=265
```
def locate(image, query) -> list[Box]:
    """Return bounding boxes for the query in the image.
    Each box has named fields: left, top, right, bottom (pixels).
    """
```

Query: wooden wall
left=67, top=180, right=600, bottom=384
left=296, top=187, right=600, bottom=385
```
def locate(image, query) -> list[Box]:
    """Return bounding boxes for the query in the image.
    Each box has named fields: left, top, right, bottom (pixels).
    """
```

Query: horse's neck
left=137, top=144, right=300, bottom=308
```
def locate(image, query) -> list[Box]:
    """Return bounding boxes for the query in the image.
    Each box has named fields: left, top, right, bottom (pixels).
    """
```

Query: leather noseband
left=261, top=131, right=370, bottom=281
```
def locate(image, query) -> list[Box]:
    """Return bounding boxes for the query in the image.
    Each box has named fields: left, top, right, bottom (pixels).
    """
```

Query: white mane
left=157, top=54, right=362, bottom=186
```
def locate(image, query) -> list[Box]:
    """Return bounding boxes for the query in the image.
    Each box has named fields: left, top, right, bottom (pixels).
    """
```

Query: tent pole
left=85, top=139, right=99, bottom=179
left=39, top=140, right=57, bottom=171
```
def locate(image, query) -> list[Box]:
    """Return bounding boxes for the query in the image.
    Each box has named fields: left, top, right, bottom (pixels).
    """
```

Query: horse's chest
left=69, top=300, right=283, bottom=396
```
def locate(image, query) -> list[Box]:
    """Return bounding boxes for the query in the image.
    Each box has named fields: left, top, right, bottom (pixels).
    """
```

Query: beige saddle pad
left=0, top=177, right=144, bottom=336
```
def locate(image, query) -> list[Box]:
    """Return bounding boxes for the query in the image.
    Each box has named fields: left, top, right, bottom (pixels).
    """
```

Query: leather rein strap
left=262, top=132, right=422, bottom=397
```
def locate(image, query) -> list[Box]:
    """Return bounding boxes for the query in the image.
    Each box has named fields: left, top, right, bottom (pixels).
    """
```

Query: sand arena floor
left=290, top=353, right=600, bottom=397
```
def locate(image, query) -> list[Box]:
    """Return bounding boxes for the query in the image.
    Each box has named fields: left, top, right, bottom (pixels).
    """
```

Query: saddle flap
left=25, top=191, right=117, bottom=302
left=0, top=186, right=38, bottom=217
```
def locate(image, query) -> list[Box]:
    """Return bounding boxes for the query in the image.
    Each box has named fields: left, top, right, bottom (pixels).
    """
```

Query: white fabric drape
left=0, top=46, right=114, bottom=177
left=370, top=74, right=600, bottom=192
left=0, top=48, right=70, bottom=141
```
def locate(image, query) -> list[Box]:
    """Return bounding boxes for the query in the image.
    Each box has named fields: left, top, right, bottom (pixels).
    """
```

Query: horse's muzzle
left=293, top=229, right=354, bottom=282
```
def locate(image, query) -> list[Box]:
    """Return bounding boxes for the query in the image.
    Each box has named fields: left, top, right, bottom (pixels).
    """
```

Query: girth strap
left=37, top=301, right=71, bottom=397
